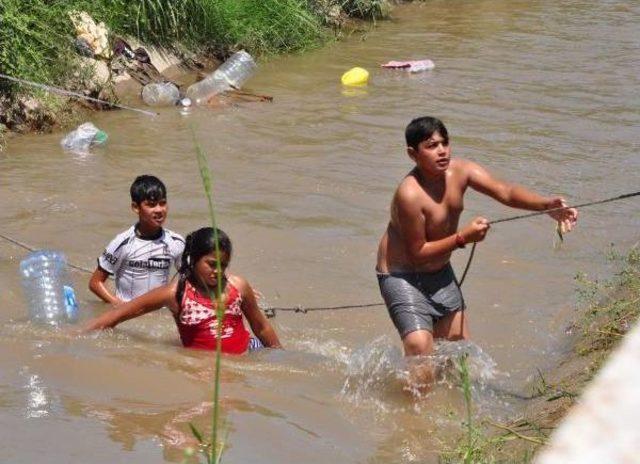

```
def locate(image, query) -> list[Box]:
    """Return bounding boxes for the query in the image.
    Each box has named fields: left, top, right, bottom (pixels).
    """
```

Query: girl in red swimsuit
left=83, top=227, right=282, bottom=354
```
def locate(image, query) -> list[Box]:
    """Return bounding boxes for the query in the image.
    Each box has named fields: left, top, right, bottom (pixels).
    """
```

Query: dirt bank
left=444, top=246, right=640, bottom=462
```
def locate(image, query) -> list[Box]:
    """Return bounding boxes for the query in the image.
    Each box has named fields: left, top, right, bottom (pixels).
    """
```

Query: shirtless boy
left=376, top=117, right=578, bottom=358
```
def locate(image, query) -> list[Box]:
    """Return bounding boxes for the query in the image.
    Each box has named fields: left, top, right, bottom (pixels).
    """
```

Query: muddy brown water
left=1, top=1, right=639, bottom=462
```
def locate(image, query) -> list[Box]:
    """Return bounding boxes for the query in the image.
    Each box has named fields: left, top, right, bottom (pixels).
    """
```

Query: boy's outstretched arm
left=82, top=283, right=176, bottom=332
left=89, top=267, right=123, bottom=306
left=465, top=160, right=578, bottom=232
left=237, top=278, right=282, bottom=349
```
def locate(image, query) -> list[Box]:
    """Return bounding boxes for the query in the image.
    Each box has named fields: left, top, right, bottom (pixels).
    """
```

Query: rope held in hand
left=488, top=190, right=640, bottom=225
left=265, top=190, right=640, bottom=316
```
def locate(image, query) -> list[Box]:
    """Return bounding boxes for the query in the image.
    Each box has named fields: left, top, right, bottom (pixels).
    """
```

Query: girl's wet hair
left=176, top=227, right=232, bottom=302
left=180, top=227, right=232, bottom=274
left=405, top=116, right=449, bottom=150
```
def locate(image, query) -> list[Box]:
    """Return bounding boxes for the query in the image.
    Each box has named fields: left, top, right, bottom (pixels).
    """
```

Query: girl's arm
left=234, top=277, right=282, bottom=349
left=82, top=281, right=178, bottom=332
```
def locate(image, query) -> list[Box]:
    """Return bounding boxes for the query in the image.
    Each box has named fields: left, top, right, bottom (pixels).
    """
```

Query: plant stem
left=192, top=125, right=224, bottom=463
left=485, top=420, right=547, bottom=445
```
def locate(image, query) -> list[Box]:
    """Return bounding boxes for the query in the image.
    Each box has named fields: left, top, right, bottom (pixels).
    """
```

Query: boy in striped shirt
left=89, top=175, right=184, bottom=305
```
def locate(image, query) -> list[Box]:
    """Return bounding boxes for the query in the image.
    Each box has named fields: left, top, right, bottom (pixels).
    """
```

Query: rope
left=2, top=190, right=638, bottom=315
left=0, top=73, right=158, bottom=117
left=0, top=232, right=93, bottom=274
left=458, top=242, right=477, bottom=287
left=265, top=190, right=640, bottom=317
left=488, top=190, right=640, bottom=225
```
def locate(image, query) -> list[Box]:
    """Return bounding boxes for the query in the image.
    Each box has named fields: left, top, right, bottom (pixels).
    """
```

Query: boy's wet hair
left=176, top=227, right=232, bottom=301
left=405, top=116, right=449, bottom=150
left=130, top=175, right=167, bottom=204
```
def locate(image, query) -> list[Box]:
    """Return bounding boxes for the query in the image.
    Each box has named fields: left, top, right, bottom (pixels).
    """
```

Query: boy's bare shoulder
left=395, top=172, right=423, bottom=200
left=450, top=157, right=474, bottom=171
left=449, top=158, right=482, bottom=183
left=451, top=157, right=484, bottom=173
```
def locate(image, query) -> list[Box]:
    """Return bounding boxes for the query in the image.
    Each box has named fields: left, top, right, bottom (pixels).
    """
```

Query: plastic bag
left=60, top=122, right=108, bottom=153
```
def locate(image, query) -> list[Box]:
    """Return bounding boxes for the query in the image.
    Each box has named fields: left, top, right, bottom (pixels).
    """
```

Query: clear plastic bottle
left=19, top=250, right=79, bottom=325
left=141, top=82, right=180, bottom=106
left=186, top=50, right=257, bottom=105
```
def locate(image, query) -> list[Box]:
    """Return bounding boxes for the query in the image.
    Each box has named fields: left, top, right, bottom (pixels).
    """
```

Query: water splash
left=340, top=337, right=516, bottom=418
left=340, top=336, right=407, bottom=414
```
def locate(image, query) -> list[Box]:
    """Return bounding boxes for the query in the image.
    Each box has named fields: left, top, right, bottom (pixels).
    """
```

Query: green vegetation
left=339, top=0, right=393, bottom=19
left=0, top=0, right=325, bottom=93
left=0, top=0, right=400, bottom=137
left=185, top=127, right=228, bottom=463
left=0, top=0, right=401, bottom=96
left=440, top=245, right=640, bottom=463
left=573, top=246, right=640, bottom=371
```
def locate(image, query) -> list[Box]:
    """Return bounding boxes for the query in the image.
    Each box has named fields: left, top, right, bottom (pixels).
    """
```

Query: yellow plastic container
left=341, top=67, right=369, bottom=86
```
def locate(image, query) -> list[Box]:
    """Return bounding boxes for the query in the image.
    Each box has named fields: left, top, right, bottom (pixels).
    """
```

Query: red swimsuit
left=175, top=280, right=250, bottom=354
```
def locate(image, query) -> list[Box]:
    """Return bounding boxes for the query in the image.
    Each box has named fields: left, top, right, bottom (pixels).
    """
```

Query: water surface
left=1, top=1, right=639, bottom=462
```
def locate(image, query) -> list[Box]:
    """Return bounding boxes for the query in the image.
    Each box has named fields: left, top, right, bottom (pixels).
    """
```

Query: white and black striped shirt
left=97, top=226, right=185, bottom=301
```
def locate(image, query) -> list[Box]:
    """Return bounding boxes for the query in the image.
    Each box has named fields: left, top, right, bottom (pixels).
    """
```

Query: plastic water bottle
left=60, top=122, right=108, bottom=153
left=141, top=82, right=180, bottom=106
left=186, top=50, right=257, bottom=105
left=19, top=250, right=79, bottom=325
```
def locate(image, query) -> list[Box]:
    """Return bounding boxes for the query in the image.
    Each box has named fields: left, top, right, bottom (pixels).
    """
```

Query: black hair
left=130, top=175, right=167, bottom=204
left=405, top=116, right=449, bottom=150
left=176, top=227, right=232, bottom=304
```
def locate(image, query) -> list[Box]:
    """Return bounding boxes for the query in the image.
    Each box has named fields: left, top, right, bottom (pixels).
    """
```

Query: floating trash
left=60, top=122, right=107, bottom=153
left=381, top=59, right=435, bottom=73
left=341, top=67, right=369, bottom=86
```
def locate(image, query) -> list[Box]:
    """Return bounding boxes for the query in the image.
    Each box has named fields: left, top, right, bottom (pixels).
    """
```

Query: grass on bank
left=0, top=0, right=396, bottom=98
left=440, top=246, right=640, bottom=463
left=0, top=0, right=327, bottom=97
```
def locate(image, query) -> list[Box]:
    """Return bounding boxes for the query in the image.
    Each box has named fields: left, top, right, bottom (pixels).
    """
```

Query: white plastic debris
left=60, top=122, right=108, bottom=153
left=68, top=11, right=111, bottom=59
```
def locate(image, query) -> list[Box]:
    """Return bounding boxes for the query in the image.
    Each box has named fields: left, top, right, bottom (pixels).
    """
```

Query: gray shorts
left=377, top=264, right=465, bottom=338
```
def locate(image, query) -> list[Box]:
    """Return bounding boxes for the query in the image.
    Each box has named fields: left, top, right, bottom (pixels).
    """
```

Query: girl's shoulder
left=163, top=279, right=181, bottom=314
left=226, top=274, right=251, bottom=295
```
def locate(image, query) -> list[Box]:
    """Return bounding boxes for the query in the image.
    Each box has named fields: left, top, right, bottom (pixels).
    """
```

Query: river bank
left=443, top=246, right=640, bottom=462
left=0, top=0, right=400, bottom=144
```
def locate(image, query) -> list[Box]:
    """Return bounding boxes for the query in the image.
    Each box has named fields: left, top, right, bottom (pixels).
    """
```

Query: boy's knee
left=402, top=330, right=433, bottom=356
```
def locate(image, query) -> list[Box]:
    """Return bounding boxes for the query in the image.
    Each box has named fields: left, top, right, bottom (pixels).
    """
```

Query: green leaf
left=188, top=422, right=205, bottom=444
